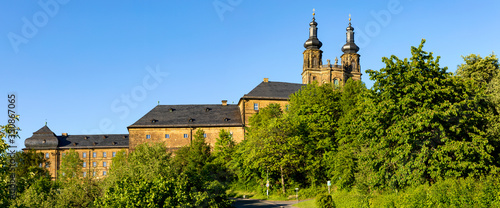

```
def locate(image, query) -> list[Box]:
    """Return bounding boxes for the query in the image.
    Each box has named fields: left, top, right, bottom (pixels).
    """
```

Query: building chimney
left=62, top=133, right=68, bottom=136
left=222, top=100, right=228, bottom=106
left=263, top=78, right=269, bottom=83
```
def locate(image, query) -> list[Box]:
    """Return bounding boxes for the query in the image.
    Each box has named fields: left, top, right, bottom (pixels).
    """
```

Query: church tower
left=302, top=10, right=325, bottom=85
left=302, top=13, right=362, bottom=87
left=339, top=15, right=361, bottom=81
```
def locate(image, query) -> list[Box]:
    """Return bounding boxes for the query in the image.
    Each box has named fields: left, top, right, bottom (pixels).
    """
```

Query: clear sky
left=1, top=1, right=499, bottom=150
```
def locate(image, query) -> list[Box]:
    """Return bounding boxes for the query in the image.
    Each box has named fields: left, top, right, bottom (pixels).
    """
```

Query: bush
left=316, top=194, right=336, bottom=208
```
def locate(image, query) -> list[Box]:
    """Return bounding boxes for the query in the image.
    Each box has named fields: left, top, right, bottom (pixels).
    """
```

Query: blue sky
left=1, top=1, right=499, bottom=150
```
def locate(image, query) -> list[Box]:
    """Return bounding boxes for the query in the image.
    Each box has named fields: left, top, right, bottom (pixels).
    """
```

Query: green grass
left=294, top=199, right=317, bottom=208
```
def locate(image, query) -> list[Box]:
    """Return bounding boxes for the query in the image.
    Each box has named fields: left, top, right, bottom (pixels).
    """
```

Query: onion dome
left=341, top=15, right=359, bottom=54
left=25, top=125, right=58, bottom=149
left=304, top=9, right=323, bottom=49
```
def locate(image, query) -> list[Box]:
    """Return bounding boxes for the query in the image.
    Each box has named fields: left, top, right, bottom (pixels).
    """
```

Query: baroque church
left=23, top=14, right=362, bottom=179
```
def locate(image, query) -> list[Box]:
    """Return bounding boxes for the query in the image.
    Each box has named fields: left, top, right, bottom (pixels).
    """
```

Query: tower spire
left=342, top=14, right=359, bottom=53
left=304, top=9, right=322, bottom=49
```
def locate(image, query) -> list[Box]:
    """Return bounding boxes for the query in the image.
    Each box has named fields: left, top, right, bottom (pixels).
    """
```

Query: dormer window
left=168, top=108, right=174, bottom=112
left=84, top=136, right=88, bottom=140
left=102, top=135, right=107, bottom=139
left=224, top=117, right=230, bottom=122
left=42, top=140, right=46, bottom=144
left=205, top=108, right=211, bottom=112
left=151, top=119, right=158, bottom=123
left=188, top=118, right=194, bottom=123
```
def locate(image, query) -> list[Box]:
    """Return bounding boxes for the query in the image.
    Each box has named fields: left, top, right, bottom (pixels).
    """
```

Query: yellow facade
left=33, top=148, right=128, bottom=180
left=128, top=126, right=245, bottom=151
left=238, top=98, right=290, bottom=125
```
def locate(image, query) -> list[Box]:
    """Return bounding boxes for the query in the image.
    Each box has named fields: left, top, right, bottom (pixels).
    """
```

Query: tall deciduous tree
left=286, top=83, right=342, bottom=186
left=59, top=149, right=83, bottom=181
left=239, top=103, right=301, bottom=194
left=331, top=79, right=367, bottom=189
left=353, top=40, right=498, bottom=191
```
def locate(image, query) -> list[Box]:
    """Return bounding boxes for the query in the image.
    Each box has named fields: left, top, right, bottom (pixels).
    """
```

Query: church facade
left=23, top=14, right=362, bottom=179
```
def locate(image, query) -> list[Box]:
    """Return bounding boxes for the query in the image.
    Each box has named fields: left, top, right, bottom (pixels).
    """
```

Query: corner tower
left=302, top=10, right=325, bottom=84
left=340, top=15, right=362, bottom=81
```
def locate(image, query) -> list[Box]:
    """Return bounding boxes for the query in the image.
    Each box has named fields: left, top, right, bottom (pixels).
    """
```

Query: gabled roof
left=128, top=104, right=243, bottom=128
left=25, top=125, right=129, bottom=150
left=242, top=81, right=304, bottom=100
left=57, top=134, right=129, bottom=149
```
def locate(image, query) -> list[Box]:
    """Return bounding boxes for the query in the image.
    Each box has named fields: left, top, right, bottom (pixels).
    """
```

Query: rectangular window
left=39, top=163, right=42, bottom=168
left=183, top=134, right=188, bottom=138
left=83, top=152, right=87, bottom=158
left=93, top=152, right=97, bottom=158
left=146, top=135, right=151, bottom=139
left=203, top=133, right=207, bottom=138
left=254, top=103, right=259, bottom=110
left=45, top=153, right=49, bottom=159
left=93, top=172, right=96, bottom=177
left=62, top=172, right=66, bottom=177
left=103, top=162, right=107, bottom=167
left=165, top=134, right=170, bottom=139
left=83, top=162, right=87, bottom=168
left=103, top=171, right=107, bottom=176
left=93, top=162, right=96, bottom=167
left=103, top=152, right=107, bottom=158
left=45, top=162, right=50, bottom=168
left=62, top=153, right=66, bottom=157
left=83, top=172, right=86, bottom=177
left=112, top=152, right=116, bottom=157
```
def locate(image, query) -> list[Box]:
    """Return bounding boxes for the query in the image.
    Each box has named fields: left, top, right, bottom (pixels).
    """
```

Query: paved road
left=232, top=198, right=300, bottom=208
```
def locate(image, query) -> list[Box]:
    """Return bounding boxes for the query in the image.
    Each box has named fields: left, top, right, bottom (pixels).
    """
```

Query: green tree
left=98, top=141, right=232, bottom=207
left=286, top=83, right=342, bottom=187
left=59, top=149, right=83, bottom=181
left=456, top=53, right=499, bottom=84
left=239, top=103, right=300, bottom=194
left=353, top=40, right=498, bottom=191
left=330, top=79, right=367, bottom=189
left=10, top=176, right=58, bottom=208
left=12, top=150, right=48, bottom=194
left=213, top=129, right=235, bottom=164
left=0, top=117, right=20, bottom=207
left=212, top=129, right=237, bottom=184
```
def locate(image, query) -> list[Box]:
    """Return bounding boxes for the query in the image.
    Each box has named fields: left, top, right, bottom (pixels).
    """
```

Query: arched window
left=333, top=79, right=339, bottom=86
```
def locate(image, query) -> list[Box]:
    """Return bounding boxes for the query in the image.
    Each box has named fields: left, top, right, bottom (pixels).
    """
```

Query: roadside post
left=295, top=188, right=299, bottom=203
left=327, top=180, right=331, bottom=194
left=266, top=180, right=269, bottom=199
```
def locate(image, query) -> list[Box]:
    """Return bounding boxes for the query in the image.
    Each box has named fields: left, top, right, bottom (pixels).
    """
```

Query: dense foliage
left=2, top=40, right=500, bottom=207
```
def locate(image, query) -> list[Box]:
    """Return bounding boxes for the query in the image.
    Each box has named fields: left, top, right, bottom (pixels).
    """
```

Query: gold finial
left=349, top=14, right=351, bottom=22
left=313, top=8, right=315, bottom=17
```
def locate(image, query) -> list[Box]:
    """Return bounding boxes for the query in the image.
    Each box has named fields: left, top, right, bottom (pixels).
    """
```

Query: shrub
left=316, top=193, right=336, bottom=208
